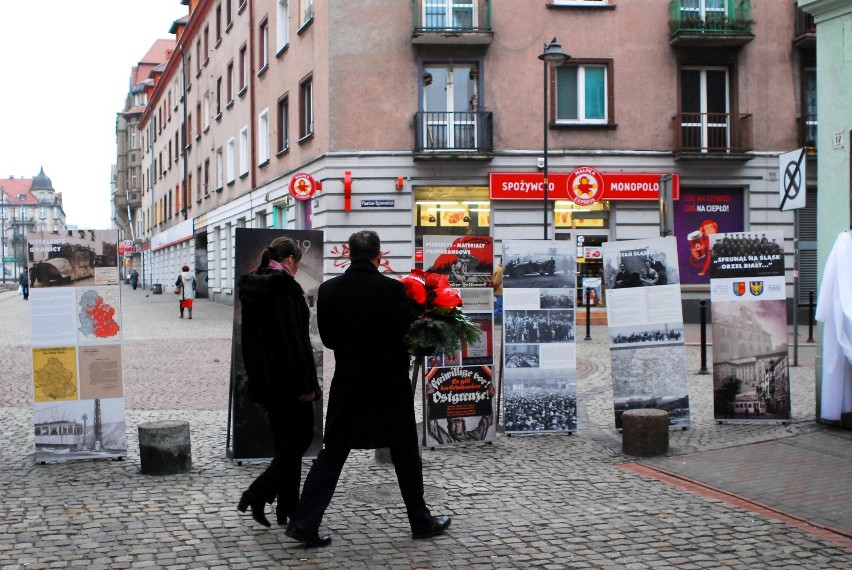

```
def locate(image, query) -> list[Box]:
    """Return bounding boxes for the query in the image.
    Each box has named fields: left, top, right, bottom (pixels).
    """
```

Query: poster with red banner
left=673, top=187, right=745, bottom=285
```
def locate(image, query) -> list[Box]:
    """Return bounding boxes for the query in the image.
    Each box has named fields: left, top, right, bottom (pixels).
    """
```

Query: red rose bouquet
left=400, top=268, right=482, bottom=356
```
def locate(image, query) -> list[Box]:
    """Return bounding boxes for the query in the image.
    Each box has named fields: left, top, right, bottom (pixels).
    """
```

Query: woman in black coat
left=237, top=236, right=320, bottom=528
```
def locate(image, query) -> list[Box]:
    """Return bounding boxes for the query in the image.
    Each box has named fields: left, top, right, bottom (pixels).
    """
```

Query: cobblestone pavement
left=0, top=284, right=849, bottom=569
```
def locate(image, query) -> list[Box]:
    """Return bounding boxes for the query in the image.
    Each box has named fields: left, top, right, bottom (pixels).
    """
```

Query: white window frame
left=216, top=147, right=224, bottom=190
left=258, top=108, right=270, bottom=164
left=554, top=63, right=609, bottom=125
left=227, top=137, right=236, bottom=183
left=277, top=0, right=290, bottom=51
left=203, top=93, right=211, bottom=130
left=239, top=126, right=249, bottom=175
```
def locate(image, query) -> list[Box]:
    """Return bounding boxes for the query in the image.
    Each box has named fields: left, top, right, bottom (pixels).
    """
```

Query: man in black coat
left=285, top=230, right=451, bottom=547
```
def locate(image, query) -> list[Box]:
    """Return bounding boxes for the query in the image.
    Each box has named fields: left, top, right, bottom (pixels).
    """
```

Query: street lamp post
left=538, top=38, right=570, bottom=240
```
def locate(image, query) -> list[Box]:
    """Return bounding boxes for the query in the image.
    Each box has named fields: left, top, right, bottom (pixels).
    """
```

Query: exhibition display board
left=227, top=228, right=324, bottom=461
left=421, top=235, right=496, bottom=446
left=709, top=230, right=791, bottom=422
left=602, top=236, right=690, bottom=430
left=501, top=240, right=577, bottom=434
left=28, top=230, right=126, bottom=463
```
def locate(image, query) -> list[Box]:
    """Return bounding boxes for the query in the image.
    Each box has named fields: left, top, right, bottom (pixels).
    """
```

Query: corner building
left=128, top=0, right=818, bottom=319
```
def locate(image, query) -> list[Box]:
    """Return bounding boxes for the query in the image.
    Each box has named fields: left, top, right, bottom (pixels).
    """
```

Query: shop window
left=413, top=186, right=490, bottom=267
left=554, top=200, right=610, bottom=229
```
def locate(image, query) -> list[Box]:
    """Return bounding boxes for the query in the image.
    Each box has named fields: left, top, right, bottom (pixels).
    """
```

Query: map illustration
left=32, top=348, right=78, bottom=402
left=78, top=289, right=120, bottom=339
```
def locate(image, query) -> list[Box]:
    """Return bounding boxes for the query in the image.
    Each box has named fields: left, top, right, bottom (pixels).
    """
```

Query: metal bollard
left=699, top=299, right=709, bottom=374
left=584, top=287, right=592, bottom=341
left=807, top=291, right=815, bottom=343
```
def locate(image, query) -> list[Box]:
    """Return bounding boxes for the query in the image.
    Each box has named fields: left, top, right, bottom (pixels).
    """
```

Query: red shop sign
left=489, top=170, right=679, bottom=203
left=289, top=173, right=317, bottom=201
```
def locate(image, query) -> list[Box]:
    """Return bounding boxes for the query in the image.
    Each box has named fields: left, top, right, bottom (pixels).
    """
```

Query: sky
left=0, top=1, right=187, bottom=230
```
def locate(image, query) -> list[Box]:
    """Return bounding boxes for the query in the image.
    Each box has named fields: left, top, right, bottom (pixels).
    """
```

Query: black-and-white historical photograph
left=609, top=322, right=684, bottom=347
left=540, top=288, right=574, bottom=309
left=503, top=379, right=577, bottom=433
left=605, top=251, right=677, bottom=289
left=503, top=242, right=575, bottom=289
left=610, top=344, right=690, bottom=429
left=709, top=230, right=785, bottom=279
left=504, top=310, right=574, bottom=344
left=711, top=299, right=791, bottom=420
left=505, top=344, right=540, bottom=368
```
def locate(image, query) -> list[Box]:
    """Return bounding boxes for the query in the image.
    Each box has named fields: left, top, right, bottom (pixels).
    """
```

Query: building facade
left=114, top=0, right=821, bottom=319
left=1, top=168, right=68, bottom=282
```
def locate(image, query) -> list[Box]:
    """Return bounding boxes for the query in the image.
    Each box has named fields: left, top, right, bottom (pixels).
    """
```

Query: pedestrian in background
left=492, top=260, right=503, bottom=323
left=285, top=230, right=450, bottom=548
left=236, top=236, right=320, bottom=529
left=19, top=268, right=29, bottom=301
left=175, top=265, right=196, bottom=319
left=129, top=269, right=139, bottom=290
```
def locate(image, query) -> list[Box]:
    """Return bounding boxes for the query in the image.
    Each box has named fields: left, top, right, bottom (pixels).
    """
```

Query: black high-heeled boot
left=276, top=502, right=288, bottom=526
left=238, top=490, right=271, bottom=528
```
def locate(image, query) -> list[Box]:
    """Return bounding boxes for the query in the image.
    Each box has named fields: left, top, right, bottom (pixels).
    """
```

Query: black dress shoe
left=285, top=524, right=332, bottom=547
left=412, top=515, right=451, bottom=539
left=275, top=504, right=288, bottom=526
left=237, top=490, right=271, bottom=528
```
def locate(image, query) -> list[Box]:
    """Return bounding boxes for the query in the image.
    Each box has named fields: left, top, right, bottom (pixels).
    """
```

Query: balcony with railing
left=412, top=0, right=492, bottom=45
left=673, top=112, right=753, bottom=159
left=793, top=6, right=816, bottom=50
left=669, top=0, right=754, bottom=48
left=414, top=111, right=493, bottom=158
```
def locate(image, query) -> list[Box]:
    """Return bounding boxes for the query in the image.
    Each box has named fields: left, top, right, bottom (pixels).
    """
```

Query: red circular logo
left=289, top=173, right=317, bottom=201
left=567, top=167, right=603, bottom=206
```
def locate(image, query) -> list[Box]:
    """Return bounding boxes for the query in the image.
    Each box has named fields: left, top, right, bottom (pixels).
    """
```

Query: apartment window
left=240, top=126, right=249, bottom=175
left=216, top=4, right=222, bottom=42
left=187, top=111, right=193, bottom=142
left=196, top=40, right=201, bottom=75
left=216, top=77, right=223, bottom=116
left=277, top=94, right=290, bottom=153
left=422, top=0, right=474, bottom=29
left=299, top=76, right=314, bottom=140
left=175, top=131, right=180, bottom=161
left=130, top=129, right=137, bottom=149
left=420, top=62, right=481, bottom=150
left=226, top=0, right=233, bottom=26
left=552, top=0, right=608, bottom=5
left=227, top=137, right=236, bottom=183
left=227, top=61, right=234, bottom=103
left=680, top=66, right=730, bottom=150
left=239, top=44, right=248, bottom=92
left=301, top=0, right=314, bottom=25
left=204, top=94, right=211, bottom=130
left=203, top=26, right=210, bottom=64
left=186, top=53, right=193, bottom=86
left=802, top=66, right=817, bottom=148
left=555, top=62, right=610, bottom=124
left=197, top=166, right=203, bottom=202
left=216, top=147, right=224, bottom=190
left=258, top=108, right=270, bottom=164
left=39, top=207, right=46, bottom=219
left=277, top=0, right=290, bottom=51
left=259, top=18, right=269, bottom=71
left=204, top=159, right=211, bottom=196
left=196, top=102, right=202, bottom=137
left=187, top=173, right=192, bottom=209
left=678, top=0, right=726, bottom=24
